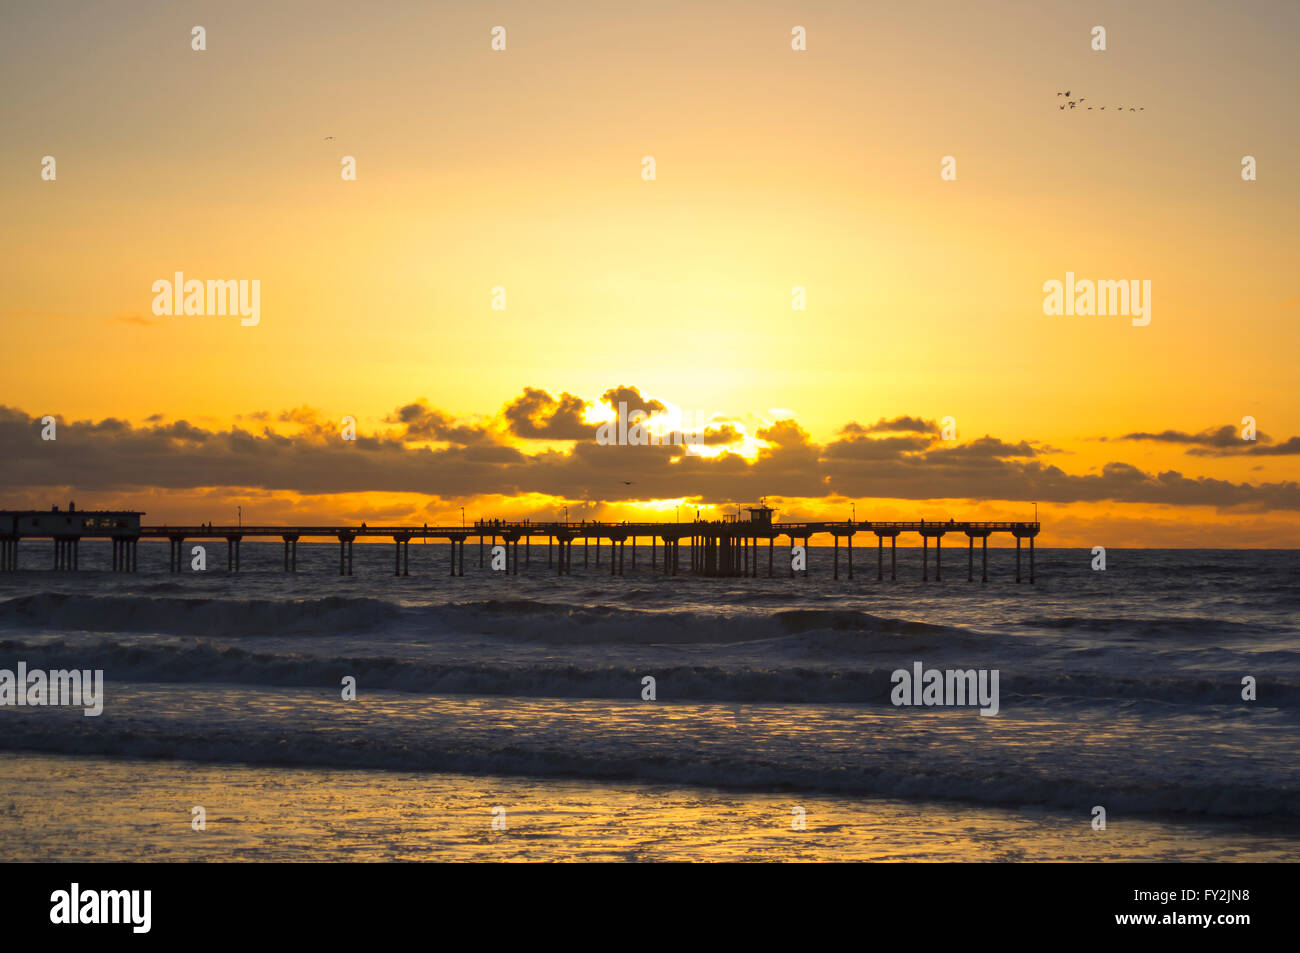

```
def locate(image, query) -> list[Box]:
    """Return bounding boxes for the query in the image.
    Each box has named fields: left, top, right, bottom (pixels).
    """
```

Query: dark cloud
left=841, top=416, right=938, bottom=436
left=503, top=388, right=593, bottom=440
left=1190, top=435, right=1300, bottom=458
left=1237, top=436, right=1300, bottom=456
left=601, top=385, right=666, bottom=419
left=699, top=423, right=742, bottom=446
left=385, top=401, right=495, bottom=445
left=1116, top=425, right=1268, bottom=449
left=1, top=396, right=1296, bottom=511
left=1112, top=423, right=1300, bottom=458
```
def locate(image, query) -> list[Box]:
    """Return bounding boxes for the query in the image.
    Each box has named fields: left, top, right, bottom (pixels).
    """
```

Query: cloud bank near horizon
left=2, top=386, right=1298, bottom=512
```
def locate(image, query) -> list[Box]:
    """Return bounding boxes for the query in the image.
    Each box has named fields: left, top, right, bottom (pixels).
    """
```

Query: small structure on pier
left=0, top=506, right=144, bottom=572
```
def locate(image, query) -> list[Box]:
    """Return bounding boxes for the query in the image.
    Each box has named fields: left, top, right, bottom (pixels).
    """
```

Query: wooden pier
left=1, top=505, right=1041, bottom=583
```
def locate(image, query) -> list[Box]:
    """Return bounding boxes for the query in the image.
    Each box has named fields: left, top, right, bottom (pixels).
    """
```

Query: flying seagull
left=324, top=136, right=334, bottom=140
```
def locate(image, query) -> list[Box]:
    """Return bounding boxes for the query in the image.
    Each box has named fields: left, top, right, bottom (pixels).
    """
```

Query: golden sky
left=2, top=0, right=1297, bottom=545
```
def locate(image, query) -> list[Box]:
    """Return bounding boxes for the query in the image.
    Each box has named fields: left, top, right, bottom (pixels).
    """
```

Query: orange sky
left=2, top=0, right=1297, bottom=546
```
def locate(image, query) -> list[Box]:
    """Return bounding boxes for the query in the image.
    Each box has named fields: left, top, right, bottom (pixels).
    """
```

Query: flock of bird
left=1057, top=90, right=1143, bottom=111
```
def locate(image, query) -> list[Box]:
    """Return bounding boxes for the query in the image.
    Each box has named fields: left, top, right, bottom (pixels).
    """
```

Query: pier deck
left=1, top=511, right=1040, bottom=582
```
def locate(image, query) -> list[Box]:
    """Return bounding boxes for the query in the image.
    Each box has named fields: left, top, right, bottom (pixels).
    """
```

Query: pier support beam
left=1016, top=536, right=1022, bottom=583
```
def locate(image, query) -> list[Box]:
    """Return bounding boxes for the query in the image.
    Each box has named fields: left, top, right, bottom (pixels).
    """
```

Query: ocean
left=1, top=541, right=1297, bottom=861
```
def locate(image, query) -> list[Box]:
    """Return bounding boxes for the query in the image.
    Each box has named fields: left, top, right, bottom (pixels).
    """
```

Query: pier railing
left=2, top=517, right=1040, bottom=582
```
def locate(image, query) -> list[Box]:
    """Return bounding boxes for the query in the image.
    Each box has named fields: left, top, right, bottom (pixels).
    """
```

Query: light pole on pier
left=237, top=506, right=241, bottom=528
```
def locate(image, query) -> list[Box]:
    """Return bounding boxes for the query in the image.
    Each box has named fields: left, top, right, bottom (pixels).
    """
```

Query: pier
left=1, top=505, right=1040, bottom=582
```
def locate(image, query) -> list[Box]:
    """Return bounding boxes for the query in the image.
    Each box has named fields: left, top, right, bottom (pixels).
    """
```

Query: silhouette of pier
left=1, top=504, right=1041, bottom=583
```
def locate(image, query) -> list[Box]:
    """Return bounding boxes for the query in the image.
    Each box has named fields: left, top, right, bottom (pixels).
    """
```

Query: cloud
left=1233, top=436, right=1300, bottom=456
left=698, top=423, right=742, bottom=446
left=2, top=393, right=1297, bottom=511
left=503, top=388, right=593, bottom=440
left=1112, top=423, right=1300, bottom=458
left=841, top=415, right=938, bottom=437
left=385, top=401, right=496, bottom=445
left=600, top=385, right=666, bottom=419
left=1114, top=424, right=1270, bottom=449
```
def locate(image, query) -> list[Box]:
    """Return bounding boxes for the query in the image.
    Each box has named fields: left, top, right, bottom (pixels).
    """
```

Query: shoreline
left=3, top=752, right=1298, bottom=863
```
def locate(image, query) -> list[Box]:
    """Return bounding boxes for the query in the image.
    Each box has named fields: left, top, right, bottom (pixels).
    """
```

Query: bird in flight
left=621, top=481, right=634, bottom=486
left=324, top=136, right=334, bottom=140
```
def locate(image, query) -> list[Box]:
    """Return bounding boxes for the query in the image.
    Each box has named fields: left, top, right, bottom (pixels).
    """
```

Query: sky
left=2, top=0, right=1297, bottom=546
